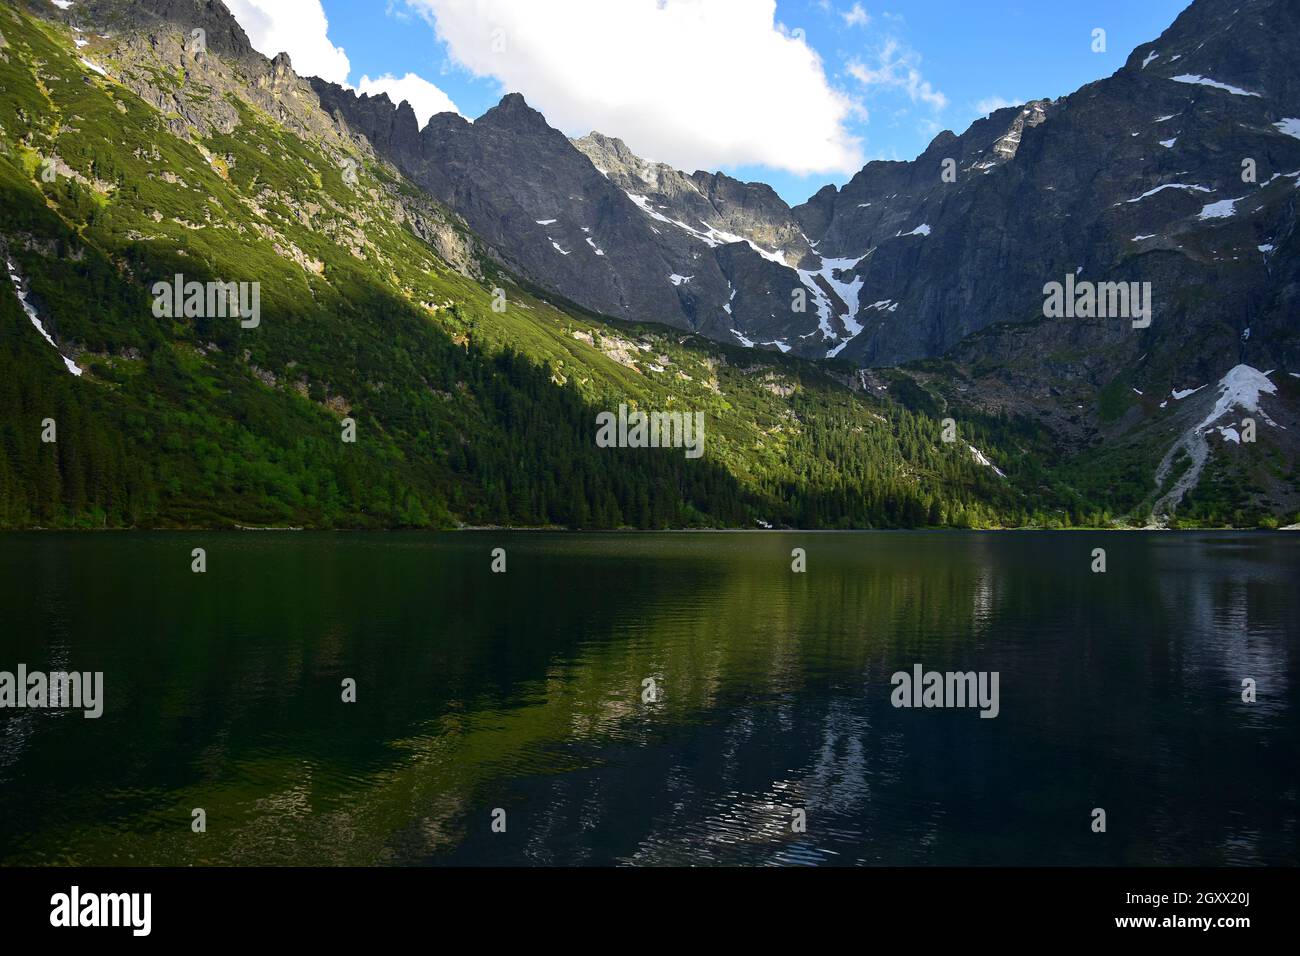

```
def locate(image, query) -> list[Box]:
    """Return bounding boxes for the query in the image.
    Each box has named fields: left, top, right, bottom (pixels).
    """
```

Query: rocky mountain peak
left=68, top=0, right=259, bottom=68
left=478, top=92, right=553, bottom=132
left=985, top=98, right=1051, bottom=165
left=571, top=132, right=813, bottom=264
left=270, top=51, right=294, bottom=79
left=923, top=129, right=959, bottom=153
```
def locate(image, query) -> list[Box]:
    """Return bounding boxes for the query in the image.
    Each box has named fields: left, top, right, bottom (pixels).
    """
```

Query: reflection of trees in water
left=4, top=533, right=1296, bottom=865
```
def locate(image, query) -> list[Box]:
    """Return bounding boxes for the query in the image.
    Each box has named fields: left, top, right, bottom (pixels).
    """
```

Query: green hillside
left=0, top=5, right=1159, bottom=530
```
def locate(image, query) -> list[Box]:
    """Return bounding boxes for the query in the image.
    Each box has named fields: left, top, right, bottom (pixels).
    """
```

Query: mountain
left=0, top=0, right=1044, bottom=531
left=309, top=0, right=1300, bottom=385
left=792, top=0, right=1300, bottom=373
left=307, top=0, right=1299, bottom=525
left=1, top=0, right=1296, bottom=529
left=311, top=81, right=838, bottom=355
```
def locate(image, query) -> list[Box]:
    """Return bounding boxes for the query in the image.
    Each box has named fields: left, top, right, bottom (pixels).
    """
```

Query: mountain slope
left=0, top=0, right=1046, bottom=530
left=311, top=81, right=851, bottom=356
left=307, top=0, right=1299, bottom=395
left=302, top=0, right=1300, bottom=526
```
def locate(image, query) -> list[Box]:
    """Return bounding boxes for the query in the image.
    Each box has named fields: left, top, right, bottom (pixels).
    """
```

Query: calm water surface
left=0, top=531, right=1296, bottom=866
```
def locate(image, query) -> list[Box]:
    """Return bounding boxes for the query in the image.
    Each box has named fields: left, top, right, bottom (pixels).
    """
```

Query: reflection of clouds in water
left=966, top=535, right=1004, bottom=634
left=1219, top=827, right=1265, bottom=867
left=971, top=566, right=996, bottom=631
left=622, top=775, right=829, bottom=866
left=0, top=636, right=77, bottom=779
left=1155, top=542, right=1292, bottom=720
left=620, top=693, right=918, bottom=866
left=522, top=777, right=569, bottom=866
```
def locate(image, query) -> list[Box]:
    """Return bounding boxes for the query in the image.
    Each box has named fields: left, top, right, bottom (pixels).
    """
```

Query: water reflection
left=0, top=531, right=1295, bottom=866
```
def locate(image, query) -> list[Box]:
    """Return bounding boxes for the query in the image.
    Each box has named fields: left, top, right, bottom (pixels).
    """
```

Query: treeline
left=0, top=310, right=759, bottom=529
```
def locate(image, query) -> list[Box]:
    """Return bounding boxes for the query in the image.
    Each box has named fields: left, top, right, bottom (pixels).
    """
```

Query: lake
left=0, top=531, right=1296, bottom=866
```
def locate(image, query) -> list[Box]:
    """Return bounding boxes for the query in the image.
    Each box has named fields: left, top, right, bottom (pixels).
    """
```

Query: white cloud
left=847, top=37, right=947, bottom=111
left=841, top=3, right=871, bottom=28
left=224, top=0, right=351, bottom=84
left=407, top=0, right=864, bottom=176
left=975, top=95, right=1020, bottom=117
left=358, top=73, right=462, bottom=126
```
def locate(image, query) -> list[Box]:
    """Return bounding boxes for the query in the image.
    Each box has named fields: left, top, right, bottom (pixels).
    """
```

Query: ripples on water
left=0, top=531, right=1296, bottom=866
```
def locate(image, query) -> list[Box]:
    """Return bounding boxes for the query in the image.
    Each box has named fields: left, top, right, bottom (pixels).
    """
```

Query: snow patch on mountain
left=6, top=259, right=82, bottom=376
left=1154, top=366, right=1278, bottom=517
left=624, top=191, right=788, bottom=265
left=789, top=254, right=866, bottom=356
left=1122, top=183, right=1212, bottom=204
left=1198, top=195, right=1246, bottom=219
left=1196, top=365, right=1277, bottom=431
left=969, top=445, right=1006, bottom=478
left=1273, top=118, right=1300, bottom=139
left=1170, top=74, right=1260, bottom=97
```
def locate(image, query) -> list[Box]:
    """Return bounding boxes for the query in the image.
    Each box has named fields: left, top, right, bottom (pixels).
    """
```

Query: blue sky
left=230, top=0, right=1192, bottom=205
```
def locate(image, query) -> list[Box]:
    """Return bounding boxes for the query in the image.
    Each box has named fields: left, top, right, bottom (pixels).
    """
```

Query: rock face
left=312, top=83, right=834, bottom=352
left=792, top=0, right=1300, bottom=377
left=320, top=0, right=1298, bottom=382
left=66, top=0, right=261, bottom=69
left=571, top=131, right=814, bottom=266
